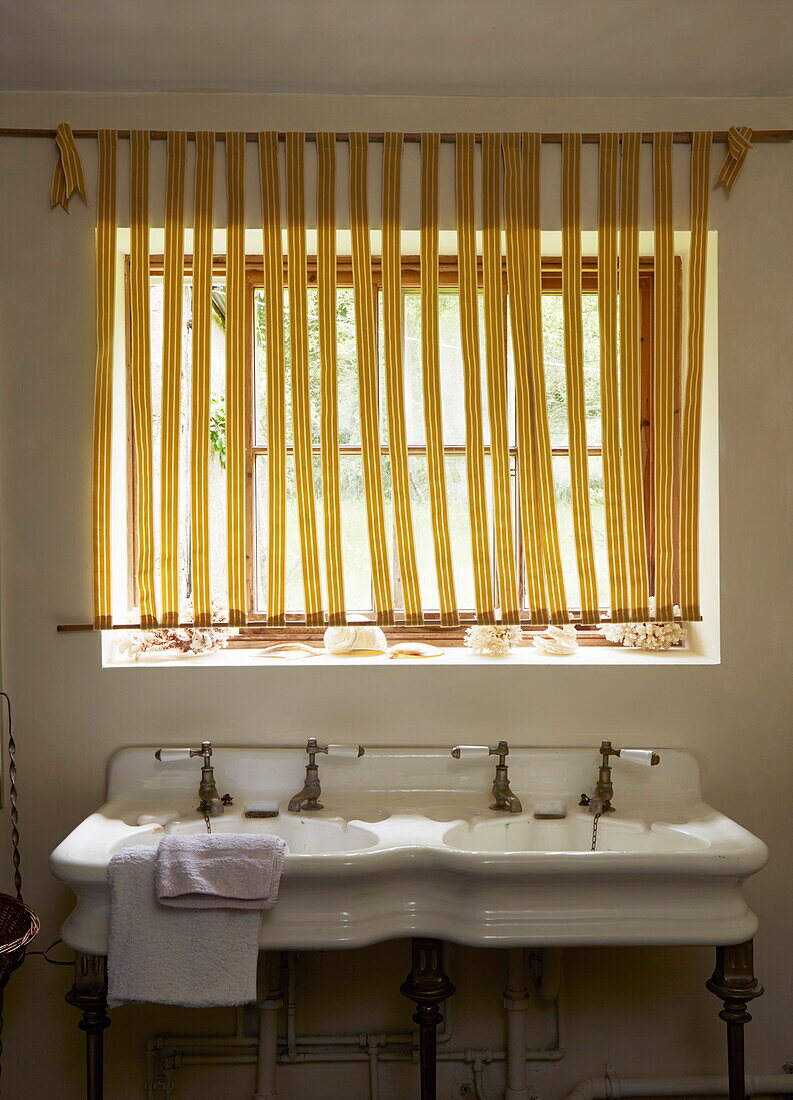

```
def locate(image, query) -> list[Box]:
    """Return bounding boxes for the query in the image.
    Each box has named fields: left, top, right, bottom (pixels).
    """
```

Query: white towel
left=155, top=833, right=287, bottom=910
left=107, top=846, right=261, bottom=1009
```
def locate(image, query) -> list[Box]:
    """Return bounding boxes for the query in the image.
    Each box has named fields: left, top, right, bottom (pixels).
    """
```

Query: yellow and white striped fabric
left=597, top=132, right=628, bottom=621
left=286, top=133, right=323, bottom=625
left=618, top=133, right=649, bottom=621
left=522, top=133, right=568, bottom=625
left=316, top=133, right=347, bottom=625
left=716, top=126, right=752, bottom=193
left=503, top=132, right=546, bottom=623
left=652, top=132, right=676, bottom=622
left=190, top=132, right=215, bottom=627
left=81, top=129, right=715, bottom=632
left=50, top=122, right=86, bottom=211
left=455, top=133, right=495, bottom=623
left=680, top=133, right=712, bottom=620
left=129, top=131, right=157, bottom=627
left=561, top=133, right=599, bottom=623
left=482, top=132, right=520, bottom=625
left=91, top=130, right=117, bottom=629
left=349, top=132, right=393, bottom=624
left=421, top=133, right=459, bottom=625
left=225, top=133, right=248, bottom=626
left=258, top=132, right=287, bottom=625
left=160, top=132, right=186, bottom=627
left=382, top=133, right=422, bottom=624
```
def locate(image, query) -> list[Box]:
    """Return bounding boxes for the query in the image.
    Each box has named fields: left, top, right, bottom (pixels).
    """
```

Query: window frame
left=131, top=254, right=679, bottom=644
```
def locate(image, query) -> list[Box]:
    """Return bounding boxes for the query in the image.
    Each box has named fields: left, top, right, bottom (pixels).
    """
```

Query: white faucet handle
left=451, top=745, right=490, bottom=759
left=155, top=748, right=198, bottom=762
left=618, top=749, right=660, bottom=767
left=325, top=744, right=365, bottom=758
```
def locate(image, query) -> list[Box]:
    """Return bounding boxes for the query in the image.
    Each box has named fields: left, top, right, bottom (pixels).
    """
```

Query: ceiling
left=2, top=0, right=793, bottom=97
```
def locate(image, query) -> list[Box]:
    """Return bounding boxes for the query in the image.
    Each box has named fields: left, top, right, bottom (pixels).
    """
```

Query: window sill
left=102, top=638, right=718, bottom=669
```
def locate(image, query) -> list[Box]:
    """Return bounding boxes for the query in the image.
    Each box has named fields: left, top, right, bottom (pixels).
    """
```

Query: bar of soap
left=246, top=800, right=280, bottom=815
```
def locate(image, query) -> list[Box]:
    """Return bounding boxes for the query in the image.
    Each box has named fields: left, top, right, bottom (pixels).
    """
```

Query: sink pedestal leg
left=706, top=940, right=763, bottom=1100
left=66, top=952, right=110, bottom=1100
left=400, top=938, right=455, bottom=1100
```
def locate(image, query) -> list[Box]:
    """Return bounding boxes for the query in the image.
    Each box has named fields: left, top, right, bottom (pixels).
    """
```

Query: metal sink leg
left=400, top=938, right=455, bottom=1100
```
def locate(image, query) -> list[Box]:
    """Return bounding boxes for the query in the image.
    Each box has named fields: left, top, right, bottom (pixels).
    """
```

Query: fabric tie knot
left=715, top=125, right=753, bottom=193
left=50, top=122, right=86, bottom=211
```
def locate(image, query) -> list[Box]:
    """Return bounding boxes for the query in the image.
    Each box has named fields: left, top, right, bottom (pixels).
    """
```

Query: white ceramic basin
left=50, top=746, right=767, bottom=955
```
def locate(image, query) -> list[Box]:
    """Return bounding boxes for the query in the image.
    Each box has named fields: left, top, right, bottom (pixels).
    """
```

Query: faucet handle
left=618, top=749, right=660, bottom=767
left=451, top=741, right=510, bottom=763
left=303, top=739, right=364, bottom=762
left=598, top=741, right=659, bottom=767
left=155, top=742, right=213, bottom=763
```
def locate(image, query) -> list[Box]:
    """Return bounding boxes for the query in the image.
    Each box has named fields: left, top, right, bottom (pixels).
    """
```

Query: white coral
left=463, top=625, right=523, bottom=656
left=117, top=602, right=232, bottom=660
left=533, top=624, right=579, bottom=656
left=601, top=599, right=687, bottom=651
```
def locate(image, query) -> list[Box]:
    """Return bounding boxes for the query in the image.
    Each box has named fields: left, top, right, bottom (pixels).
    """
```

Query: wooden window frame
left=131, top=254, right=680, bottom=645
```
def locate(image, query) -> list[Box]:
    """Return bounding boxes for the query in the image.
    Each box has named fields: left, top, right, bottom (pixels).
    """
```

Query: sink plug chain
left=203, top=810, right=212, bottom=834
left=591, top=812, right=601, bottom=852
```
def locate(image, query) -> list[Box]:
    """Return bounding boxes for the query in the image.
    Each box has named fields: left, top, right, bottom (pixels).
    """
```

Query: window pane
left=397, top=290, right=490, bottom=447
left=550, top=454, right=610, bottom=613
left=253, top=286, right=361, bottom=449
left=542, top=292, right=602, bottom=448
left=148, top=277, right=227, bottom=617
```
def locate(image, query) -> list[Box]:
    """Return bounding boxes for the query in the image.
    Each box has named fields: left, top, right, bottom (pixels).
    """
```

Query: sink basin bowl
left=50, top=746, right=767, bottom=955
left=443, top=814, right=709, bottom=853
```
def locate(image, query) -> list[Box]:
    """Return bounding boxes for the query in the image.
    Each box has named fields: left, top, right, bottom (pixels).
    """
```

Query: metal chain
left=203, top=810, right=212, bottom=834
left=591, top=812, right=601, bottom=852
left=0, top=694, right=22, bottom=901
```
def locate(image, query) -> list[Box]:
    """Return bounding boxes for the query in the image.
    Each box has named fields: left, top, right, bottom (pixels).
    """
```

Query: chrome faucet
left=451, top=740, right=523, bottom=814
left=155, top=741, right=233, bottom=817
left=287, top=739, right=365, bottom=813
left=579, top=740, right=660, bottom=815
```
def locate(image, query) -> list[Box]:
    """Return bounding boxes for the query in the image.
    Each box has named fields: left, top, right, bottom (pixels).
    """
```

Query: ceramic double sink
left=50, top=746, right=767, bottom=955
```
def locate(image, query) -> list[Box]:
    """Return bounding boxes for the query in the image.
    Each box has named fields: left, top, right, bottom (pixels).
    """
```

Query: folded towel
left=156, top=833, right=288, bottom=910
left=107, top=845, right=262, bottom=1009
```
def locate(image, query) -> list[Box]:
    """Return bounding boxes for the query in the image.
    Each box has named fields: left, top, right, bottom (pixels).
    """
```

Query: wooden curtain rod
left=1, top=128, right=792, bottom=144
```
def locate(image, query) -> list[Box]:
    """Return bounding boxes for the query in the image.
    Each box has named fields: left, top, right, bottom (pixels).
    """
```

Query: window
left=134, top=255, right=672, bottom=639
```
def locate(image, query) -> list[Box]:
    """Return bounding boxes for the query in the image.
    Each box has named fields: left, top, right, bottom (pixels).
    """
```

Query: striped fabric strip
left=680, top=132, right=712, bottom=621
left=316, top=133, right=346, bottom=625
left=129, top=131, right=157, bottom=627
left=91, top=130, right=117, bottom=628
left=420, top=133, right=458, bottom=625
left=455, top=133, right=495, bottom=623
left=160, top=132, right=187, bottom=626
left=50, top=122, right=86, bottom=211
left=561, top=133, right=599, bottom=623
left=523, top=133, right=568, bottom=624
left=349, top=132, right=393, bottom=624
left=597, top=132, right=628, bottom=621
left=715, top=125, right=753, bottom=193
left=225, top=133, right=248, bottom=626
left=502, top=132, right=546, bottom=624
left=481, top=132, right=520, bottom=625
left=618, top=133, right=649, bottom=620
left=258, top=132, right=287, bottom=624
left=382, top=133, right=422, bottom=624
left=190, top=131, right=215, bottom=626
left=286, top=133, right=324, bottom=625
left=652, top=132, right=676, bottom=621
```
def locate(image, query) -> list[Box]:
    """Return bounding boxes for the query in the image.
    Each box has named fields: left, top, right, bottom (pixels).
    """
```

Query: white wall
left=0, top=92, right=791, bottom=1099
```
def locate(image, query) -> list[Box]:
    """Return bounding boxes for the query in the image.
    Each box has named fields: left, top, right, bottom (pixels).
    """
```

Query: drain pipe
left=564, top=1065, right=793, bottom=1099
left=504, top=949, right=530, bottom=1100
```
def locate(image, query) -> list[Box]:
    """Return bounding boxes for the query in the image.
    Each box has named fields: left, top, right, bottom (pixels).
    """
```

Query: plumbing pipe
left=253, top=997, right=281, bottom=1100
left=564, top=1071, right=793, bottom=1099
left=504, top=948, right=530, bottom=1100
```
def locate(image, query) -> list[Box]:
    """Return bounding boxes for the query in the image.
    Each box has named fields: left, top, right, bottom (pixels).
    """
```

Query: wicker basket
left=0, top=894, right=39, bottom=992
